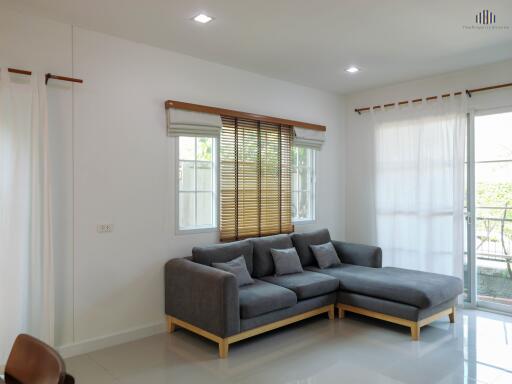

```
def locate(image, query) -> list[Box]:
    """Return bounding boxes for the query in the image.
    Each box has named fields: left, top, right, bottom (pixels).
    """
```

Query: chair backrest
left=5, top=334, right=67, bottom=384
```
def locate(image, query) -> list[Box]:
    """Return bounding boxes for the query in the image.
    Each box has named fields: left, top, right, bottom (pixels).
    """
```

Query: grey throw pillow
left=310, top=242, right=341, bottom=269
left=270, top=247, right=304, bottom=276
left=212, top=255, right=254, bottom=286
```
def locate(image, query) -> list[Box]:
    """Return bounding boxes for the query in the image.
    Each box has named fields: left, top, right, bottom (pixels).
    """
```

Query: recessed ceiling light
left=345, top=66, right=360, bottom=73
left=193, top=14, right=213, bottom=23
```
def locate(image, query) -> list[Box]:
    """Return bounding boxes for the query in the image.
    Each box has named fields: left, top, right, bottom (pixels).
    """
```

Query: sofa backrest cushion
left=192, top=239, right=254, bottom=274
left=291, top=229, right=332, bottom=267
left=249, top=234, right=293, bottom=277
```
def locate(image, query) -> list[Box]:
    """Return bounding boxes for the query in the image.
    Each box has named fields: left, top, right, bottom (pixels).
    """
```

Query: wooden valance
left=165, top=100, right=326, bottom=132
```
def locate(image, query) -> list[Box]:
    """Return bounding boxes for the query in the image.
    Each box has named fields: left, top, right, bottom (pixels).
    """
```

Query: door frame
left=465, top=106, right=512, bottom=314
left=466, top=110, right=477, bottom=308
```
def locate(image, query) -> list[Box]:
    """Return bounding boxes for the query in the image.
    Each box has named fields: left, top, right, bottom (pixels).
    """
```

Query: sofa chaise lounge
left=164, top=229, right=462, bottom=358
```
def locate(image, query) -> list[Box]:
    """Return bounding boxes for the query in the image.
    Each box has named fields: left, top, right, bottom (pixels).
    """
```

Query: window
left=220, top=117, right=293, bottom=240
left=292, top=146, right=316, bottom=222
left=177, top=137, right=216, bottom=231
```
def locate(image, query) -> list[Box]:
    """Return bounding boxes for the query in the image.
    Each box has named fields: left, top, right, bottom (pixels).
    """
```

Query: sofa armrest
left=332, top=240, right=382, bottom=268
left=165, top=258, right=240, bottom=337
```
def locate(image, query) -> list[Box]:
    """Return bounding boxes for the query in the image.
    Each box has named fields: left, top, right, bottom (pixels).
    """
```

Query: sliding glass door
left=466, top=108, right=512, bottom=312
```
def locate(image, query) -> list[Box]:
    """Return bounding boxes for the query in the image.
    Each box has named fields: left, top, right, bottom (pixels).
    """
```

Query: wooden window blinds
left=220, top=116, right=293, bottom=241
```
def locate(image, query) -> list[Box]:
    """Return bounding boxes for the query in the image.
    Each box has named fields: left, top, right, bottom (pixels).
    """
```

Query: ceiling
left=5, top=0, right=512, bottom=94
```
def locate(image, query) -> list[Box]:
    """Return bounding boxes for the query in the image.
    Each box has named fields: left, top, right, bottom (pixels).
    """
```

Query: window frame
left=291, top=146, right=317, bottom=225
left=175, top=136, right=219, bottom=234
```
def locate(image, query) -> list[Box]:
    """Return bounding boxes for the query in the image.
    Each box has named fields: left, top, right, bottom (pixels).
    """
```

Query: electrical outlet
left=97, top=224, right=113, bottom=233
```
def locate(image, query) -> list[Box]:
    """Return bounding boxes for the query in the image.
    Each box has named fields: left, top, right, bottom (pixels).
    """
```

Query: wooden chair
left=1, top=334, right=74, bottom=384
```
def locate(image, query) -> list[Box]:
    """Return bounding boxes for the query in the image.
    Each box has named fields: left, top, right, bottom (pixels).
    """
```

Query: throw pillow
left=212, top=255, right=254, bottom=286
left=310, top=242, right=341, bottom=269
left=270, top=247, right=304, bottom=276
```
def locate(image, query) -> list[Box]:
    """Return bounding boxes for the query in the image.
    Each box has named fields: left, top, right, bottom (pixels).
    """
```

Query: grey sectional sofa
left=165, top=229, right=462, bottom=358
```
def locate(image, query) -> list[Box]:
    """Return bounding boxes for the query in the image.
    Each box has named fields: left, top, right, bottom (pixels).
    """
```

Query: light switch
left=97, top=224, right=113, bottom=233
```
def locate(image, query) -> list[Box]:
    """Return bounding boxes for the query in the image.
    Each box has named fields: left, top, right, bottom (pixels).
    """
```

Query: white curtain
left=372, top=96, right=466, bottom=279
left=0, top=68, right=54, bottom=363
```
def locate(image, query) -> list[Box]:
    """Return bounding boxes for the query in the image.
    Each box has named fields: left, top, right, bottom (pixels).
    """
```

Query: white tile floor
left=66, top=308, right=512, bottom=384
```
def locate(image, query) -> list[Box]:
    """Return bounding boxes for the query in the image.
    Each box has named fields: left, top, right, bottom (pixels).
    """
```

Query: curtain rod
left=165, top=100, right=326, bottom=132
left=354, top=81, right=512, bottom=114
left=7, top=68, right=83, bottom=85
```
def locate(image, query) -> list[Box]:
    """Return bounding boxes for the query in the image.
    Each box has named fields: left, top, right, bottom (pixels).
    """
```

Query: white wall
left=345, top=59, right=512, bottom=245
left=0, top=6, right=346, bottom=354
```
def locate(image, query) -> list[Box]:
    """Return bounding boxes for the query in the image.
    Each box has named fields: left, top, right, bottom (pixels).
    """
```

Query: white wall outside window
left=292, top=146, right=316, bottom=223
left=176, top=136, right=217, bottom=233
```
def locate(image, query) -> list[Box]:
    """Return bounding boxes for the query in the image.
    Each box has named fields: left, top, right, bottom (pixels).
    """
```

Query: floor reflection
left=464, top=310, right=512, bottom=384
left=65, top=308, right=512, bottom=384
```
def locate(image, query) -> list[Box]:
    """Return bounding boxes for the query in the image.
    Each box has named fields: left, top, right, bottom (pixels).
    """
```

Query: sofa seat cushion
left=307, top=264, right=462, bottom=309
left=239, top=280, right=297, bottom=319
left=260, top=271, right=339, bottom=300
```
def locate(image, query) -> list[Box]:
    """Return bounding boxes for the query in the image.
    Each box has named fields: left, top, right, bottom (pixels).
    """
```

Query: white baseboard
left=57, top=321, right=166, bottom=358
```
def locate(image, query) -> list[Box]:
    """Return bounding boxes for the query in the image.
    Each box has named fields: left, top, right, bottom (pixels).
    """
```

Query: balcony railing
left=475, top=205, right=512, bottom=266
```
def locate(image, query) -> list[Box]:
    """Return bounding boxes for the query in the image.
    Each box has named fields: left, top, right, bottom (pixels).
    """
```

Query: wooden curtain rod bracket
left=165, top=100, right=326, bottom=131
left=45, top=73, right=83, bottom=85
left=354, top=81, right=512, bottom=114
left=7, top=68, right=32, bottom=76
left=7, top=67, right=83, bottom=85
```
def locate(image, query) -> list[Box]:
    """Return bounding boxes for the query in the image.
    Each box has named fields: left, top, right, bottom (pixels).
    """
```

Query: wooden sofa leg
left=411, top=324, right=420, bottom=341
left=338, top=306, right=345, bottom=319
left=328, top=305, right=335, bottom=320
left=449, top=306, right=455, bottom=323
left=218, top=340, right=229, bottom=359
left=167, top=316, right=176, bottom=333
